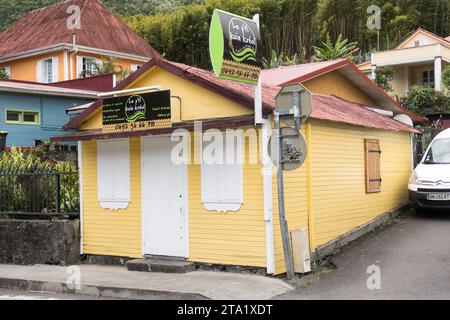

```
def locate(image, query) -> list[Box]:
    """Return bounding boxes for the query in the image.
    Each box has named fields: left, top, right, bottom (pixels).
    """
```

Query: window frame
left=422, top=69, right=435, bottom=88
left=82, top=57, right=97, bottom=77
left=0, top=66, right=11, bottom=76
left=5, top=109, right=40, bottom=125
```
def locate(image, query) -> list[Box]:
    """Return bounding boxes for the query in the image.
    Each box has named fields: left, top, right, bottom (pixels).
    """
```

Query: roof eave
left=0, top=44, right=153, bottom=64
left=0, top=86, right=99, bottom=99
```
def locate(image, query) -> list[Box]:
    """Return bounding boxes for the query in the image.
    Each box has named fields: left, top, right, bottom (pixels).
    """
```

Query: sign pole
left=253, top=14, right=263, bottom=125
left=274, top=111, right=295, bottom=280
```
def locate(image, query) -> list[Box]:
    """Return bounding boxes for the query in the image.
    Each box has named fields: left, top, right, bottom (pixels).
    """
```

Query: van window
left=424, top=138, right=450, bottom=164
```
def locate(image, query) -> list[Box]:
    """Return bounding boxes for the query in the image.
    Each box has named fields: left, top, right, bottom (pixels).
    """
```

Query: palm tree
left=313, top=33, right=358, bottom=61
left=80, top=56, right=130, bottom=82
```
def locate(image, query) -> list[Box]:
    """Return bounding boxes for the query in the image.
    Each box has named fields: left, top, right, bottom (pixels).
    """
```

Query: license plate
left=427, top=194, right=450, bottom=201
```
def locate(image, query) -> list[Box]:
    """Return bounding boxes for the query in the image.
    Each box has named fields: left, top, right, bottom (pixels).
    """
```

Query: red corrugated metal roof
left=49, top=73, right=114, bottom=92
left=311, top=94, right=420, bottom=133
left=0, top=0, right=161, bottom=59
left=63, top=59, right=420, bottom=133
left=260, top=60, right=346, bottom=86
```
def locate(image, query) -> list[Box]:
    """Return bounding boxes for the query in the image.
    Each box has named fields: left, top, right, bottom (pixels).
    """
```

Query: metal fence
left=0, top=169, right=79, bottom=216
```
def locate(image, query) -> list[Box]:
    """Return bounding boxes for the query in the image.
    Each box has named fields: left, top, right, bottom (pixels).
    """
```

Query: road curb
left=0, top=277, right=209, bottom=300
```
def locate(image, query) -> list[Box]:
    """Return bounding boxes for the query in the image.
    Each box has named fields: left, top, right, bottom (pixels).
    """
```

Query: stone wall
left=0, top=219, right=80, bottom=265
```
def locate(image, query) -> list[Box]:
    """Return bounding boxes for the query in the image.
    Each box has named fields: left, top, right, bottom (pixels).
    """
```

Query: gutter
left=0, top=43, right=151, bottom=65
left=69, top=32, right=78, bottom=81
left=0, top=87, right=99, bottom=99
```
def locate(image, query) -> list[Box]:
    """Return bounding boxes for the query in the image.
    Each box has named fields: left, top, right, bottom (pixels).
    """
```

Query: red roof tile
left=0, top=0, right=161, bottom=59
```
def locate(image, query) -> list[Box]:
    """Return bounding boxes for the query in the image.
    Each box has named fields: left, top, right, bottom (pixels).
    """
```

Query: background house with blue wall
left=0, top=80, right=100, bottom=147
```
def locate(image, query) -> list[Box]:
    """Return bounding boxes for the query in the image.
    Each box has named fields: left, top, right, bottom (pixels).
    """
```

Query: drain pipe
left=69, top=31, right=78, bottom=80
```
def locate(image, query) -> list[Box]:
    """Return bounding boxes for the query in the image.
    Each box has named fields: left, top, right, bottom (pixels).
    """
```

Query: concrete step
left=126, top=258, right=195, bottom=274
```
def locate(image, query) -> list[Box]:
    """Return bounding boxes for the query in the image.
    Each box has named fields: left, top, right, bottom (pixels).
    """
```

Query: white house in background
left=358, top=28, right=450, bottom=98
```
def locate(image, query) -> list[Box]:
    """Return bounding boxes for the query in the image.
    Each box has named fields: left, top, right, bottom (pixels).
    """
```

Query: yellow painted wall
left=81, top=132, right=267, bottom=267
left=77, top=63, right=413, bottom=274
left=81, top=138, right=142, bottom=258
left=187, top=133, right=266, bottom=267
left=303, top=70, right=378, bottom=107
left=273, top=119, right=412, bottom=274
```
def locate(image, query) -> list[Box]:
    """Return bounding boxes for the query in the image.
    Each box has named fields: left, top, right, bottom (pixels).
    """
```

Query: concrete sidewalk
left=0, top=264, right=293, bottom=300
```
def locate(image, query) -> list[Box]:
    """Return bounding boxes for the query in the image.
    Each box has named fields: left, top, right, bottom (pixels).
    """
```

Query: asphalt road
left=278, top=209, right=450, bottom=300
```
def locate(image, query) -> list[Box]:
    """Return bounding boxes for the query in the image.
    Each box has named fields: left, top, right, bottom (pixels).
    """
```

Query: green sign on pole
left=209, top=9, right=262, bottom=85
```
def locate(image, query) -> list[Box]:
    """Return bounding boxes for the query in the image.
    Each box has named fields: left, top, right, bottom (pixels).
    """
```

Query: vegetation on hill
left=1, top=0, right=450, bottom=69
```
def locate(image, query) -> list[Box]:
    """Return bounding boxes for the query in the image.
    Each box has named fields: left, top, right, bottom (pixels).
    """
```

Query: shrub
left=0, top=147, right=79, bottom=214
left=401, top=86, right=450, bottom=116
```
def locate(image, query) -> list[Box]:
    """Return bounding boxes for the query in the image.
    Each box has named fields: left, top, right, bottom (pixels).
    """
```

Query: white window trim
left=77, top=55, right=102, bottom=78
left=200, top=131, right=244, bottom=212
left=131, top=64, right=142, bottom=73
left=36, top=57, right=58, bottom=83
left=1, top=66, right=11, bottom=76
left=97, top=138, right=131, bottom=210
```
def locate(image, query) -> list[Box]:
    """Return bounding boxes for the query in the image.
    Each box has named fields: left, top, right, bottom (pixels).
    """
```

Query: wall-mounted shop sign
left=102, top=90, right=171, bottom=133
left=209, top=9, right=262, bottom=85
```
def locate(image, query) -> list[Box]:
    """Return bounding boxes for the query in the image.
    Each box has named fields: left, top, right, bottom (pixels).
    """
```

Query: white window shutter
left=201, top=131, right=244, bottom=212
left=76, top=56, right=83, bottom=78
left=3, top=66, right=11, bottom=76
left=51, top=57, right=59, bottom=82
left=131, top=64, right=141, bottom=72
left=36, top=60, right=45, bottom=83
left=97, top=138, right=130, bottom=210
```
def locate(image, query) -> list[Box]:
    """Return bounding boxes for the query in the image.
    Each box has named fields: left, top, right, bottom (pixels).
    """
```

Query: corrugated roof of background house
left=0, top=0, right=161, bottom=59
left=260, top=59, right=347, bottom=86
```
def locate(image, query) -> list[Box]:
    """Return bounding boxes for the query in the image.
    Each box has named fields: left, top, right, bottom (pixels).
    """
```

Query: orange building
left=0, top=0, right=161, bottom=84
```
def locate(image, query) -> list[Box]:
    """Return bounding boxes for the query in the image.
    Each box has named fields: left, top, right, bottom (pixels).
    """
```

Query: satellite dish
left=393, top=114, right=413, bottom=127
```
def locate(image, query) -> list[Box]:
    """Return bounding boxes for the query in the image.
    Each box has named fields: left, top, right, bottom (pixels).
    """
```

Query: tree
left=313, top=33, right=358, bottom=61
left=262, top=50, right=303, bottom=69
left=402, top=86, right=450, bottom=116
left=79, top=56, right=130, bottom=82
left=442, top=65, right=450, bottom=92
left=0, top=69, right=9, bottom=80
left=374, top=66, right=394, bottom=92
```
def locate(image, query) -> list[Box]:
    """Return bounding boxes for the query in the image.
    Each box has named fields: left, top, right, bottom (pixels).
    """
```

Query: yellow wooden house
left=54, top=58, right=420, bottom=275
left=0, top=0, right=161, bottom=84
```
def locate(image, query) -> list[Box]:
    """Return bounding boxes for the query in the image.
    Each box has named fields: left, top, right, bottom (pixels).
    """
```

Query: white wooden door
left=141, top=136, right=187, bottom=258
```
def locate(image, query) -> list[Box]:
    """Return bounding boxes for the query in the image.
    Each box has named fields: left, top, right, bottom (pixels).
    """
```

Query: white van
left=409, top=128, right=450, bottom=212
